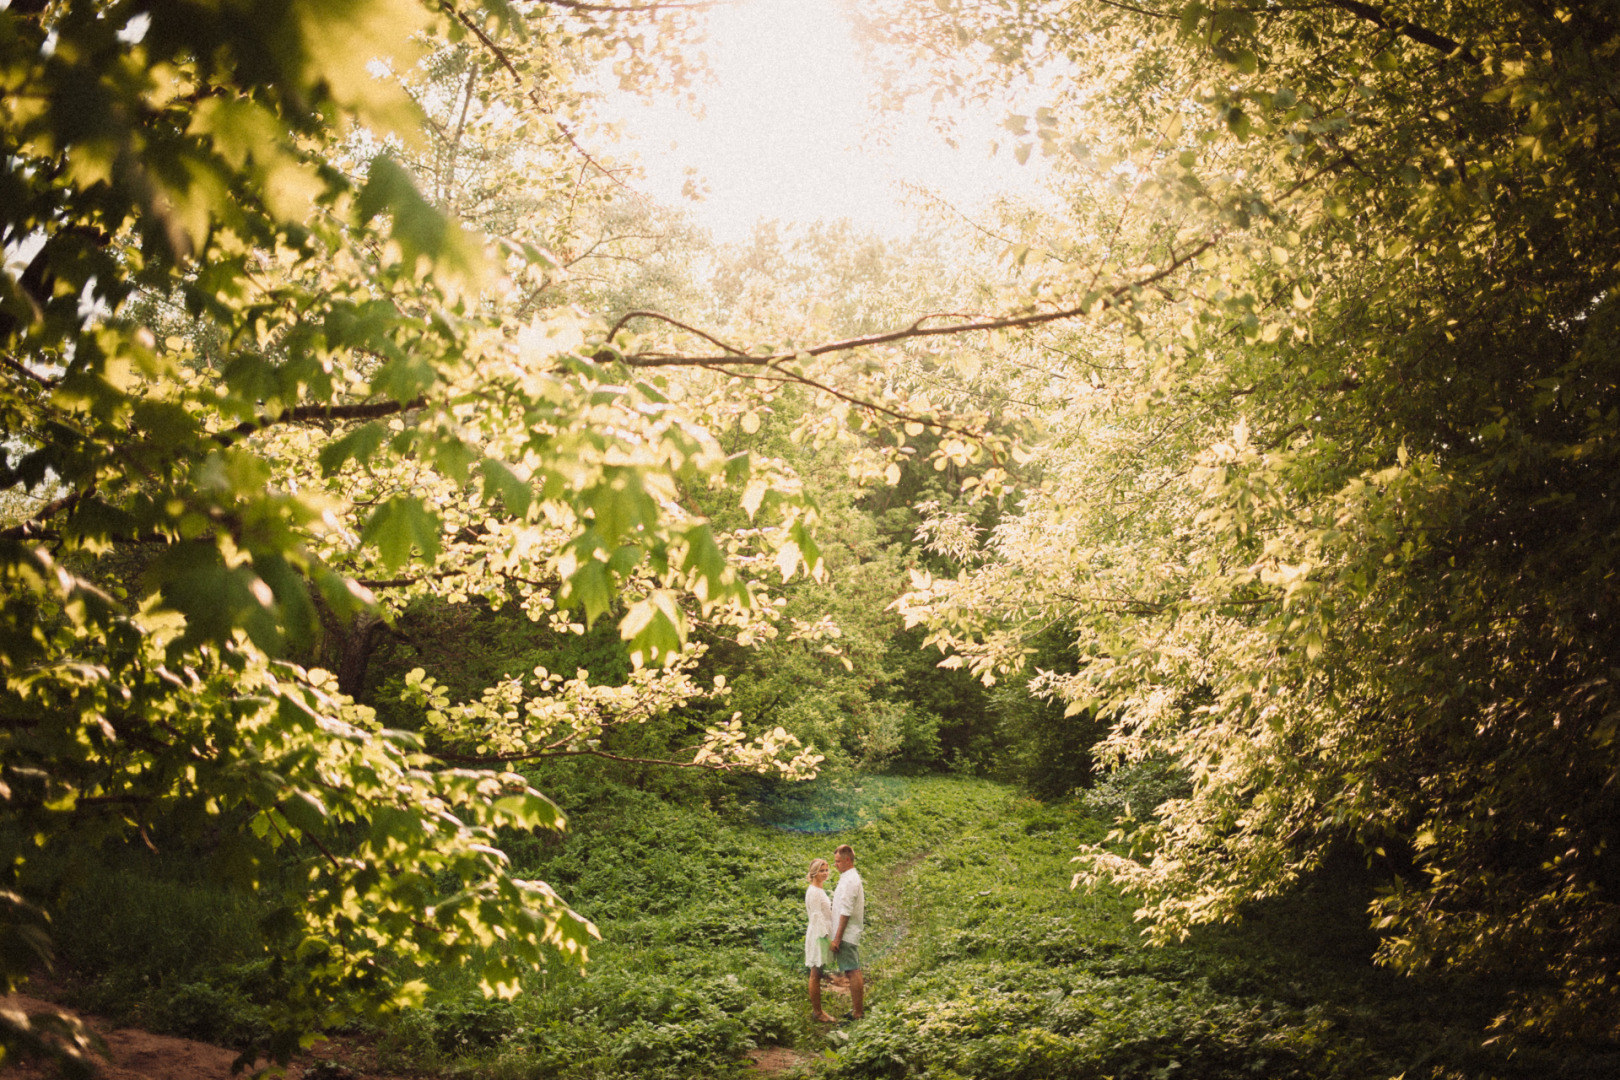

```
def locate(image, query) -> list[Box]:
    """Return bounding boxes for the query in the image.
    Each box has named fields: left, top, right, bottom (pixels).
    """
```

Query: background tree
left=887, top=0, right=1620, bottom=1041
left=0, top=0, right=823, bottom=1066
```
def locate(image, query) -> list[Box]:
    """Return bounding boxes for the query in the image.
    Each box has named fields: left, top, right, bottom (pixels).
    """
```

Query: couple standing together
left=804, top=844, right=864, bottom=1023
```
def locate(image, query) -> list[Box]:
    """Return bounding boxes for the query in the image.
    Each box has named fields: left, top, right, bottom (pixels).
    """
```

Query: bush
left=423, top=994, right=521, bottom=1054
left=149, top=980, right=270, bottom=1048
left=1076, top=759, right=1192, bottom=824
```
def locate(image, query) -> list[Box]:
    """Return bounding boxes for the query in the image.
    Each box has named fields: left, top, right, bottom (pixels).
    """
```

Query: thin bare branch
left=605, top=310, right=748, bottom=354
left=440, top=1, right=641, bottom=192
left=430, top=745, right=747, bottom=770
left=623, top=237, right=1221, bottom=368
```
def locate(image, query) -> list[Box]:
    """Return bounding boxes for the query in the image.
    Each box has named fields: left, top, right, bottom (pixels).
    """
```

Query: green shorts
left=833, top=939, right=861, bottom=972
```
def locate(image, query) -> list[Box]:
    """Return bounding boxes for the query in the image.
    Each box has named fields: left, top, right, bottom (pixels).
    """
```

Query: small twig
left=269, top=802, right=347, bottom=873
left=441, top=1, right=640, bottom=193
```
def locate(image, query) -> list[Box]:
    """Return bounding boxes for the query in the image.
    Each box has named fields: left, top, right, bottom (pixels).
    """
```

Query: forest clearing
left=10, top=777, right=1616, bottom=1079
left=3, top=0, right=1618, bottom=1076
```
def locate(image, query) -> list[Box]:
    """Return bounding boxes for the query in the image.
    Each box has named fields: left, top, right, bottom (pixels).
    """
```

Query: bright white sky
left=602, top=0, right=1049, bottom=244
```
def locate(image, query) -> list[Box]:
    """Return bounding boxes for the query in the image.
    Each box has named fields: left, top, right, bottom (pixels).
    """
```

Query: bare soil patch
left=0, top=995, right=404, bottom=1080
left=746, top=1045, right=817, bottom=1077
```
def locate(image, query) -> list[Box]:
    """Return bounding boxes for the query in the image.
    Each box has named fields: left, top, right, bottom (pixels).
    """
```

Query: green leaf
left=493, top=793, right=565, bottom=832
left=479, top=458, right=533, bottom=517
left=356, top=155, right=486, bottom=281
left=428, top=433, right=479, bottom=483
left=681, top=523, right=729, bottom=597
left=360, top=496, right=442, bottom=572
left=560, top=555, right=613, bottom=626
left=252, top=548, right=319, bottom=646
left=318, top=422, right=389, bottom=476
left=619, top=591, right=685, bottom=667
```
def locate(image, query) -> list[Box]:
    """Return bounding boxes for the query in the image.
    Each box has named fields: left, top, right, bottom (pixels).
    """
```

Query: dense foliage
left=0, top=0, right=844, bottom=1066
left=50, top=777, right=1618, bottom=1079
left=5, top=0, right=1619, bottom=1068
left=885, top=0, right=1620, bottom=1042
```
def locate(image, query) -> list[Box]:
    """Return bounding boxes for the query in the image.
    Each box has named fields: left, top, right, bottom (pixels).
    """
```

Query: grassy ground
left=40, top=775, right=1620, bottom=1079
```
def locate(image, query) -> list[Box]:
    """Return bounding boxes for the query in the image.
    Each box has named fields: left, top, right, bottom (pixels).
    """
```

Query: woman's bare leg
left=809, top=968, right=835, bottom=1021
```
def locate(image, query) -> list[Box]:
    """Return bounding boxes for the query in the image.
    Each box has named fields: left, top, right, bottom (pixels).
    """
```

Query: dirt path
left=745, top=1046, right=817, bottom=1077
left=0, top=995, right=398, bottom=1080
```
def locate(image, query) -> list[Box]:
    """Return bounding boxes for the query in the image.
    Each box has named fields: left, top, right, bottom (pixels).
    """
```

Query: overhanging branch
left=1325, top=0, right=1480, bottom=64
left=621, top=237, right=1220, bottom=368
left=215, top=397, right=427, bottom=447
left=429, top=746, right=747, bottom=770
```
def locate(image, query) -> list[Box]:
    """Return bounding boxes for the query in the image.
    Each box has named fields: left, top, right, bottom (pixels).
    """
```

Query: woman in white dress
left=804, top=858, right=837, bottom=1022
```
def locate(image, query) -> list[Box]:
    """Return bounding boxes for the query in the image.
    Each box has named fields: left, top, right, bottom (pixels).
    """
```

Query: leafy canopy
left=883, top=0, right=1620, bottom=1042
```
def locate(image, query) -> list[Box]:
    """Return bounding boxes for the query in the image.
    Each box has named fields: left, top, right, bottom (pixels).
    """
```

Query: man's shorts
left=833, top=939, right=861, bottom=972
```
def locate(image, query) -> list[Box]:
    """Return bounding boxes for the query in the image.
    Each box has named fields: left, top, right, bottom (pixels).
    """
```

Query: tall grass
left=51, top=868, right=263, bottom=980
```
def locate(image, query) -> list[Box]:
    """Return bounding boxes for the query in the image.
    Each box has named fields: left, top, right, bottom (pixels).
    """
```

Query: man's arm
left=832, top=913, right=849, bottom=951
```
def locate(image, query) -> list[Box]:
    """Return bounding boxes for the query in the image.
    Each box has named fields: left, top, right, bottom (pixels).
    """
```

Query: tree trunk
left=334, top=612, right=385, bottom=699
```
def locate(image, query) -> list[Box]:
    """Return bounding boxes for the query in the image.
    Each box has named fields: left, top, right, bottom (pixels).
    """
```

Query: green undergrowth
left=373, top=776, right=1009, bottom=1079
left=37, top=775, right=1619, bottom=1079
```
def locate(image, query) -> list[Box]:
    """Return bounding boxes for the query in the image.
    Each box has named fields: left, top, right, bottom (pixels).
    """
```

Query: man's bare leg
left=848, top=968, right=864, bottom=1019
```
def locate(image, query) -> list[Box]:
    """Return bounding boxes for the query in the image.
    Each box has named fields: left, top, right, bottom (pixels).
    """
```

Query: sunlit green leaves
left=358, top=155, right=486, bottom=283
left=318, top=422, right=390, bottom=476
left=877, top=0, right=1620, bottom=1043
left=3, top=0, right=838, bottom=1066
left=360, top=495, right=442, bottom=572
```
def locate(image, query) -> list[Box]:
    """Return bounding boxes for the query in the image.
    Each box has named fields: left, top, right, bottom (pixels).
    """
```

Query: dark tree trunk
left=335, top=613, right=385, bottom=698
left=312, top=604, right=390, bottom=700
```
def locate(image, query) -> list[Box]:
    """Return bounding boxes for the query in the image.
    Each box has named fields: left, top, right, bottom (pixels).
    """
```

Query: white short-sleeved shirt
left=804, top=884, right=833, bottom=967
left=832, top=866, right=864, bottom=945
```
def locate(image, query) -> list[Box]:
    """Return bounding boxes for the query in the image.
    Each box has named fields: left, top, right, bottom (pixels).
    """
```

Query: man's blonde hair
left=834, top=844, right=855, bottom=862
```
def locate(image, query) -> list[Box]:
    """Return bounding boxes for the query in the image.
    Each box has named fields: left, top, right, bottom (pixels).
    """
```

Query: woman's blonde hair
left=806, top=858, right=829, bottom=882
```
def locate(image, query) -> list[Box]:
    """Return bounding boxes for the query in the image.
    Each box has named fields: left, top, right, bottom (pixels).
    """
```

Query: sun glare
left=603, top=0, right=1042, bottom=243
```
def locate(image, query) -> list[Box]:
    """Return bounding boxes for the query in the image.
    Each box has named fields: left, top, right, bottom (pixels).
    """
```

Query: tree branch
left=605, top=310, right=748, bottom=354
left=1085, top=0, right=1173, bottom=20
left=429, top=746, right=746, bottom=770
left=1325, top=0, right=1480, bottom=64
left=0, top=352, right=54, bottom=389
left=621, top=238, right=1221, bottom=368
left=214, top=397, right=426, bottom=447
left=0, top=489, right=85, bottom=541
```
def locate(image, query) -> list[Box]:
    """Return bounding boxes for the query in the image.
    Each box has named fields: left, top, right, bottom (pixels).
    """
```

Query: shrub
left=149, top=980, right=270, bottom=1048
left=1076, top=759, right=1192, bottom=824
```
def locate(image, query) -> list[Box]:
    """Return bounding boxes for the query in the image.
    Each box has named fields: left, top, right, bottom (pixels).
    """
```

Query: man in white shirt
left=829, top=843, right=865, bottom=1019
